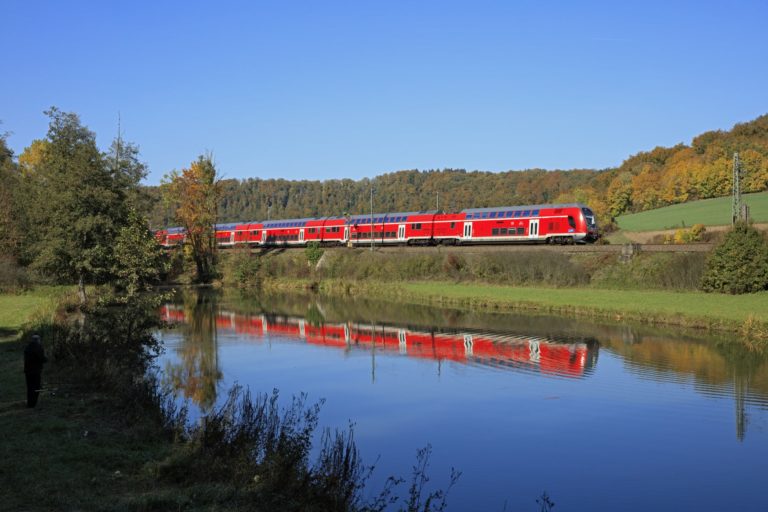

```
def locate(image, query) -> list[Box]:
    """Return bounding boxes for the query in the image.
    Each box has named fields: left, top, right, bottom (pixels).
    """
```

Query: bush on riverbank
left=221, top=249, right=710, bottom=291
left=701, top=222, right=768, bottom=294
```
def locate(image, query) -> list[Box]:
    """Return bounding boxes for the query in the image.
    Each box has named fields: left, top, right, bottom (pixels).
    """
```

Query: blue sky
left=1, top=1, right=766, bottom=185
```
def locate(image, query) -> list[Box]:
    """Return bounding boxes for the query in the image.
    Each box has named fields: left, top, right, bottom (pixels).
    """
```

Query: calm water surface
left=157, top=290, right=768, bottom=511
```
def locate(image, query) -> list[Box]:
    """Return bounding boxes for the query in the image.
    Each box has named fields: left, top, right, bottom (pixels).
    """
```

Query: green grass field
left=345, top=281, right=768, bottom=338
left=0, top=288, right=68, bottom=337
left=616, top=191, right=768, bottom=232
left=401, top=282, right=768, bottom=324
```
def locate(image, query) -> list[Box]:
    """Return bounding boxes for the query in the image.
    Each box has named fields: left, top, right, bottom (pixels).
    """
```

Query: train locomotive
left=155, top=202, right=598, bottom=248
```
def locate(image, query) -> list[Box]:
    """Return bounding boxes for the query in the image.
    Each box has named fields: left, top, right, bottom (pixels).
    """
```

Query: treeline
left=0, top=109, right=165, bottom=295
left=142, top=113, right=768, bottom=229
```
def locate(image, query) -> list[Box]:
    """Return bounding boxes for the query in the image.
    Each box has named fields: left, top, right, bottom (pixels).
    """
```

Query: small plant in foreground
left=162, top=385, right=460, bottom=511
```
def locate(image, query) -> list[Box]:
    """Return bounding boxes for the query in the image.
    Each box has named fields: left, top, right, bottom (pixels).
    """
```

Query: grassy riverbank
left=220, top=247, right=768, bottom=339
left=0, top=287, right=67, bottom=337
left=0, top=289, right=456, bottom=511
left=0, top=289, right=174, bottom=511
left=259, top=278, right=768, bottom=338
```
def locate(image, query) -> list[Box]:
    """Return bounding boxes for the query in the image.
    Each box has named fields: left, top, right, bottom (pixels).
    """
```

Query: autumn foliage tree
left=162, top=154, right=221, bottom=282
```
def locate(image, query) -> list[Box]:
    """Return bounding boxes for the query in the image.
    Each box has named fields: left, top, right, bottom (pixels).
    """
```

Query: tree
left=607, top=172, right=633, bottom=218
left=105, top=136, right=151, bottom=213
left=0, top=130, right=22, bottom=258
left=162, top=154, right=221, bottom=282
left=18, top=139, right=49, bottom=176
left=113, top=209, right=167, bottom=297
left=701, top=222, right=768, bottom=294
left=27, top=108, right=130, bottom=303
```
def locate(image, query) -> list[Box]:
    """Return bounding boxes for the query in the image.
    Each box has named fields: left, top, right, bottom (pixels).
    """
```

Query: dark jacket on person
left=24, top=341, right=47, bottom=374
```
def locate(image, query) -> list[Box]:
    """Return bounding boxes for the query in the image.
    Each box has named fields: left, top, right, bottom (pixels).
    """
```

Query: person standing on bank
left=24, top=334, right=47, bottom=408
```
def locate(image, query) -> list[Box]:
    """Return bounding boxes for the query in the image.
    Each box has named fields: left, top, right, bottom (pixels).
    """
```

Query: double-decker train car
left=155, top=202, right=598, bottom=248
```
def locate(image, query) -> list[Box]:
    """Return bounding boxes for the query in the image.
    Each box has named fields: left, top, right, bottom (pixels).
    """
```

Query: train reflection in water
left=161, top=305, right=599, bottom=378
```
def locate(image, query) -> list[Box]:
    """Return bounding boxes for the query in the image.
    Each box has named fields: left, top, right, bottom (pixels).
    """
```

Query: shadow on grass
left=0, top=327, right=19, bottom=339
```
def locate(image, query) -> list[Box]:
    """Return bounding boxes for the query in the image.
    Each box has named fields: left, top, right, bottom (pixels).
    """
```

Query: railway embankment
left=220, top=247, right=768, bottom=340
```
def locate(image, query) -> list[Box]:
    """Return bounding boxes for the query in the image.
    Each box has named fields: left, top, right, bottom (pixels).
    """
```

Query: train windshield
left=581, top=207, right=597, bottom=228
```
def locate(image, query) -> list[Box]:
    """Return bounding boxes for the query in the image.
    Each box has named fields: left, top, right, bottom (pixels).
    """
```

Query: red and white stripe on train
left=155, top=203, right=599, bottom=247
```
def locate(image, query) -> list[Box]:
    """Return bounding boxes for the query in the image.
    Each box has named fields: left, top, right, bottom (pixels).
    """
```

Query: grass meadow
left=616, top=191, right=768, bottom=231
left=399, top=282, right=768, bottom=326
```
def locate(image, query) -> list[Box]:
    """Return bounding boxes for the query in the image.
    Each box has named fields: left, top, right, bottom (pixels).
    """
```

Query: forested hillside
left=139, top=114, right=768, bottom=228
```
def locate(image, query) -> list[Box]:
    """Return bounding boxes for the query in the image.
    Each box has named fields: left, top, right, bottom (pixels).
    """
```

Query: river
left=157, top=289, right=768, bottom=511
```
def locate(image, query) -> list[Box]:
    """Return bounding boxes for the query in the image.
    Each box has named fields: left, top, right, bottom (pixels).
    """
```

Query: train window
left=523, top=210, right=530, bottom=216
left=517, top=227, right=525, bottom=235
left=326, top=227, right=332, bottom=233
left=481, top=213, right=488, bottom=218
left=500, top=228, right=508, bottom=235
left=334, top=227, right=340, bottom=233
left=490, top=212, right=497, bottom=218
left=514, top=211, right=521, bottom=218
left=568, top=216, right=576, bottom=229
left=450, top=222, right=455, bottom=229
left=492, top=228, right=499, bottom=235
left=532, top=210, right=539, bottom=216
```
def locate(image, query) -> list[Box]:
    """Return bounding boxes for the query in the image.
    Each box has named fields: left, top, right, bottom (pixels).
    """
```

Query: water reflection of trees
left=601, top=335, right=768, bottom=441
left=165, top=291, right=222, bottom=411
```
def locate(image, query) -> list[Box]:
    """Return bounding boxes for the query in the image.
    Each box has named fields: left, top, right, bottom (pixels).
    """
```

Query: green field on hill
left=616, top=192, right=768, bottom=232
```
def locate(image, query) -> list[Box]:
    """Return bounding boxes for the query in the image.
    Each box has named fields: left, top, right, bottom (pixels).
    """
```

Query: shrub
left=305, top=241, right=324, bottom=267
left=701, top=222, right=768, bottom=294
left=228, top=248, right=261, bottom=287
left=0, top=255, right=30, bottom=292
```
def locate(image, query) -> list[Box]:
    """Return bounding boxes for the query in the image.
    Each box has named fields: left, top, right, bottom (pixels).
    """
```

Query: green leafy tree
left=113, top=209, right=167, bottom=297
left=701, top=222, right=768, bottom=294
left=27, top=108, right=130, bottom=302
left=105, top=137, right=149, bottom=212
left=0, top=130, right=21, bottom=258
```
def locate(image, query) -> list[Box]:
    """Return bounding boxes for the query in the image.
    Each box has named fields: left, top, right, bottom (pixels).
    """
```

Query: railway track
left=252, top=243, right=713, bottom=254
left=371, top=243, right=713, bottom=254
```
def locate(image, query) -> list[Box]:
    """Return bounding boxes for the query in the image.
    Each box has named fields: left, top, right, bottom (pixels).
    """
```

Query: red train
left=160, top=305, right=599, bottom=377
left=155, top=202, right=598, bottom=248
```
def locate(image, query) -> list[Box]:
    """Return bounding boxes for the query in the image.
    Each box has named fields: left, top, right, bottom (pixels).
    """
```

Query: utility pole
left=436, top=191, right=439, bottom=211
left=732, top=152, right=749, bottom=224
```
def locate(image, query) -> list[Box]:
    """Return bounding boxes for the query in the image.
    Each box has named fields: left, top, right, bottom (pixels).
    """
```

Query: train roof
left=261, top=216, right=325, bottom=228
left=461, top=203, right=590, bottom=214
left=346, top=210, right=438, bottom=222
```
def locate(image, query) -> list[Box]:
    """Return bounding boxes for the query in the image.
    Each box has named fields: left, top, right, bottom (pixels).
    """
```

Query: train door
left=343, top=226, right=349, bottom=243
left=529, top=219, right=539, bottom=240
left=397, top=224, right=406, bottom=242
left=462, top=222, right=472, bottom=241
left=261, top=230, right=267, bottom=245
left=230, top=232, right=235, bottom=245
left=299, top=229, right=305, bottom=243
